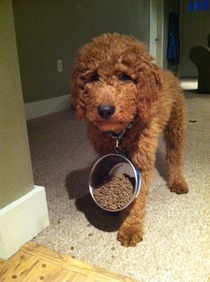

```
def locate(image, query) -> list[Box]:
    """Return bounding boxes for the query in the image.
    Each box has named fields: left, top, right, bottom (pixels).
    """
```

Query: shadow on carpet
left=65, top=164, right=121, bottom=232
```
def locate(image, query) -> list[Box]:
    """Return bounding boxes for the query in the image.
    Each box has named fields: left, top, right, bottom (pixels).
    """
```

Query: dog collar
left=107, top=122, right=133, bottom=152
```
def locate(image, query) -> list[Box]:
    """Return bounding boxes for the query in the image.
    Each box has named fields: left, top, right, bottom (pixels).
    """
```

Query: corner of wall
left=0, top=186, right=49, bottom=260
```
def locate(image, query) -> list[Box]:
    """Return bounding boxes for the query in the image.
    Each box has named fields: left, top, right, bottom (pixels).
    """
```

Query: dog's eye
left=90, top=73, right=100, bottom=82
left=118, top=73, right=132, bottom=82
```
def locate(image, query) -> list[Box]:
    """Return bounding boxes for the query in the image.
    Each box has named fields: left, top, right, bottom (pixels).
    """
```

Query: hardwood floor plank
left=0, top=242, right=139, bottom=282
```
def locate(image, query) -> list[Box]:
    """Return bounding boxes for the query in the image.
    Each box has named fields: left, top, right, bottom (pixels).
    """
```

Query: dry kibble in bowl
left=93, top=174, right=134, bottom=210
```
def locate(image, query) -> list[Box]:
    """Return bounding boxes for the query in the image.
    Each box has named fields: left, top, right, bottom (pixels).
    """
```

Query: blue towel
left=167, top=11, right=180, bottom=65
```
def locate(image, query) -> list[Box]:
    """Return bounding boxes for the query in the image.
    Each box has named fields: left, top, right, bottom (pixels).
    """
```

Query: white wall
left=0, top=0, right=34, bottom=208
left=0, top=0, right=49, bottom=260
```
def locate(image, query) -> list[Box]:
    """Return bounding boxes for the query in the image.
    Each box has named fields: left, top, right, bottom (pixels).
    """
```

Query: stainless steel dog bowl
left=89, top=153, right=142, bottom=212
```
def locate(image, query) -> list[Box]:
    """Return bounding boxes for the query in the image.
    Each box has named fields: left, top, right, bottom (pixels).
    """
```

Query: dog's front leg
left=117, top=135, right=158, bottom=247
left=117, top=178, right=149, bottom=247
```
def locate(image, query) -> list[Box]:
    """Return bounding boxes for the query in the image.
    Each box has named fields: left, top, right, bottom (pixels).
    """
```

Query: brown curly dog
left=71, top=33, right=189, bottom=247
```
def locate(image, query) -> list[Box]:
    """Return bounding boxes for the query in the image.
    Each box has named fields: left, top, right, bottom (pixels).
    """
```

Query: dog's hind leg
left=163, top=96, right=189, bottom=194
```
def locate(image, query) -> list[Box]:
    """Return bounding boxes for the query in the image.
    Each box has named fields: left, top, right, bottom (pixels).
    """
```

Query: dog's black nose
left=97, top=105, right=115, bottom=119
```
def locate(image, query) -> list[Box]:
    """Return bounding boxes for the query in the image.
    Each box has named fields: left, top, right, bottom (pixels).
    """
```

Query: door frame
left=149, top=0, right=164, bottom=68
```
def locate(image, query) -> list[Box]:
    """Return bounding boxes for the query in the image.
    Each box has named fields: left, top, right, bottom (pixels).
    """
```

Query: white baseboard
left=0, top=186, right=49, bottom=260
left=24, top=94, right=71, bottom=120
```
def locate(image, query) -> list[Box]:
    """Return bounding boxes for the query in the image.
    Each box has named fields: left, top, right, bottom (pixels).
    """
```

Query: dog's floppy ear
left=135, top=57, right=162, bottom=123
left=136, top=58, right=162, bottom=101
left=71, top=64, right=86, bottom=121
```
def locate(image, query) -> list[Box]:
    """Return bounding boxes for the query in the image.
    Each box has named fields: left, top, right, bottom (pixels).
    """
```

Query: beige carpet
left=28, top=90, right=210, bottom=282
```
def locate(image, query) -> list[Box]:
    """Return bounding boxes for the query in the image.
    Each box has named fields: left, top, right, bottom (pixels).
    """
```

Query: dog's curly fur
left=71, top=33, right=189, bottom=247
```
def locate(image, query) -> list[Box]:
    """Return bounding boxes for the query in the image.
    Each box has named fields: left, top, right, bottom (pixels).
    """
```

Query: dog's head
left=71, top=33, right=162, bottom=133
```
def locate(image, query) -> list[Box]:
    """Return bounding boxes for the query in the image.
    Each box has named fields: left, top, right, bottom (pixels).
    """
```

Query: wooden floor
left=0, top=242, right=138, bottom=282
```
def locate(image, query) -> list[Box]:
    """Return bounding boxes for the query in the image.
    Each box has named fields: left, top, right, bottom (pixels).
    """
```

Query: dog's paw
left=169, top=178, right=189, bottom=194
left=117, top=222, right=143, bottom=247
